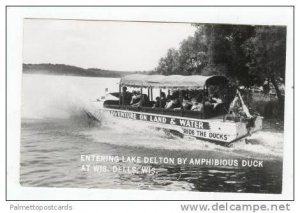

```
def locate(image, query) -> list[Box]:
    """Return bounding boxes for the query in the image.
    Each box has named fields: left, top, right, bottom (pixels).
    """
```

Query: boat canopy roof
left=120, top=74, right=228, bottom=89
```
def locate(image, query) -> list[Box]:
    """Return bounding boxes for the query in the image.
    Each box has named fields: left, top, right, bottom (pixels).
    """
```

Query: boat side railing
left=103, top=100, right=227, bottom=120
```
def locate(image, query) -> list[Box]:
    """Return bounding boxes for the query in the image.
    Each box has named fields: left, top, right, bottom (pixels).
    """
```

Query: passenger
left=120, top=86, right=132, bottom=105
left=152, top=97, right=161, bottom=108
left=211, top=93, right=223, bottom=109
left=191, top=98, right=204, bottom=112
left=164, top=97, right=173, bottom=109
left=131, top=92, right=149, bottom=107
left=141, top=94, right=150, bottom=106
left=182, top=96, right=192, bottom=110
left=131, top=90, right=141, bottom=105
left=165, top=95, right=172, bottom=107
left=171, top=91, right=180, bottom=99
left=165, top=96, right=182, bottom=110
left=173, top=99, right=183, bottom=110
left=208, top=94, right=217, bottom=103
left=191, top=91, right=203, bottom=103
left=166, top=94, right=172, bottom=101
left=211, top=93, right=222, bottom=103
left=204, top=96, right=214, bottom=111
left=160, top=92, right=167, bottom=108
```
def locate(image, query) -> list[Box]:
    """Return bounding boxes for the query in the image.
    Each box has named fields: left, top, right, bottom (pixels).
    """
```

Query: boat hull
left=87, top=105, right=263, bottom=144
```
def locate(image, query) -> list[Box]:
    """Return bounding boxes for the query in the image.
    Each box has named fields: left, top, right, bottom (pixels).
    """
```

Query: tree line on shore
left=153, top=24, right=286, bottom=114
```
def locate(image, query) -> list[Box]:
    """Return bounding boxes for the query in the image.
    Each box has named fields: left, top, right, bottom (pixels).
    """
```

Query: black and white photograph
left=3, top=6, right=295, bottom=203
left=20, top=17, right=288, bottom=194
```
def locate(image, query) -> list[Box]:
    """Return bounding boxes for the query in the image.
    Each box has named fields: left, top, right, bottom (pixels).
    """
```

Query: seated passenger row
left=120, top=86, right=223, bottom=113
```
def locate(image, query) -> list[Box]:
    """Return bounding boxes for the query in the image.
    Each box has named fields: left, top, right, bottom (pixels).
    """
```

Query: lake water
left=21, top=74, right=283, bottom=193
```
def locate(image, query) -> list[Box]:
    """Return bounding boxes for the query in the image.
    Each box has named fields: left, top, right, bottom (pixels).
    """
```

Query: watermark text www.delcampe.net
left=180, top=202, right=291, bottom=212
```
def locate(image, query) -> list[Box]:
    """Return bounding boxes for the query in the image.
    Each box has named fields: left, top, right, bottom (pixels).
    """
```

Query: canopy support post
left=151, top=87, right=153, bottom=101
left=122, top=87, right=125, bottom=107
left=179, top=90, right=183, bottom=117
left=179, top=90, right=183, bottom=103
left=202, top=86, right=206, bottom=119
left=140, top=88, right=143, bottom=108
left=119, top=84, right=121, bottom=107
left=226, top=84, right=230, bottom=113
left=159, top=89, right=162, bottom=108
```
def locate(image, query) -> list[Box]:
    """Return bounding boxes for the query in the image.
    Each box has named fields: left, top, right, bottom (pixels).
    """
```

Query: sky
left=23, top=19, right=196, bottom=71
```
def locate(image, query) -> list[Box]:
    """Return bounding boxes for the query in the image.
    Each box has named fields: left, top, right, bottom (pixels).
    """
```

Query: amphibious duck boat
left=87, top=74, right=263, bottom=145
